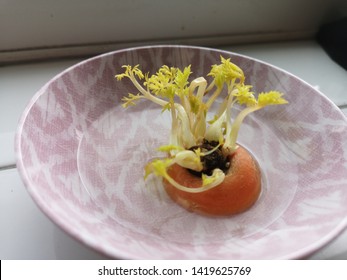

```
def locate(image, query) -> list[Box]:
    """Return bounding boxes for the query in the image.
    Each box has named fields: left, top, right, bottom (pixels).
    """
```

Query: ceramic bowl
left=16, top=45, right=347, bottom=259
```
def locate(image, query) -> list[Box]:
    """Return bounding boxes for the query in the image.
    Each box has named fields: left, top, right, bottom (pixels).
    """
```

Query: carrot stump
left=164, top=146, right=261, bottom=216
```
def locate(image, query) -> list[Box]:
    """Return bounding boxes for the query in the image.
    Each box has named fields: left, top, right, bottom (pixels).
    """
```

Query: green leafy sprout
left=116, top=56, right=288, bottom=193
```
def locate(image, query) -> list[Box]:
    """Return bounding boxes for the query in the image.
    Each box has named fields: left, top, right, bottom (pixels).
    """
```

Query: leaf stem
left=225, top=105, right=261, bottom=152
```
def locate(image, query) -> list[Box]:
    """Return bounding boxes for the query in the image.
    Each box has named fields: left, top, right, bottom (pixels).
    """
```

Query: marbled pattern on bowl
left=15, top=46, right=347, bottom=259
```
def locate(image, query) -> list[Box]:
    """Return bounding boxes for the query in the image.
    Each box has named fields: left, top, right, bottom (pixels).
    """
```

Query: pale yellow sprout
left=144, top=158, right=225, bottom=193
left=116, top=56, right=288, bottom=193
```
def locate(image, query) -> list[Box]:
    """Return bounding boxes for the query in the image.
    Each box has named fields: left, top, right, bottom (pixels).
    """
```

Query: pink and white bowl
left=15, top=45, right=347, bottom=259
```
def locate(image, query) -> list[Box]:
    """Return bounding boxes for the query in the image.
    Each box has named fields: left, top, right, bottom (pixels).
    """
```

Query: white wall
left=0, top=0, right=346, bottom=63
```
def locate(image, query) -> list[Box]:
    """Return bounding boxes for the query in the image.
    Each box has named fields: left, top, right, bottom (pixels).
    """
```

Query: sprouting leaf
left=225, top=90, right=288, bottom=152
left=175, top=65, right=192, bottom=91
left=121, top=93, right=144, bottom=108
left=208, top=56, right=245, bottom=88
left=233, top=84, right=257, bottom=106
left=207, top=114, right=219, bottom=125
left=257, top=91, right=288, bottom=107
left=220, top=56, right=244, bottom=83
left=174, top=150, right=203, bottom=172
left=144, top=65, right=178, bottom=99
left=208, top=63, right=224, bottom=88
left=115, top=65, right=144, bottom=81
left=202, top=169, right=225, bottom=187
left=132, top=64, right=145, bottom=80
left=157, top=145, right=184, bottom=153
left=161, top=102, right=172, bottom=113
left=145, top=158, right=224, bottom=193
left=205, top=111, right=226, bottom=143
left=144, top=158, right=173, bottom=179
left=189, top=94, right=206, bottom=115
